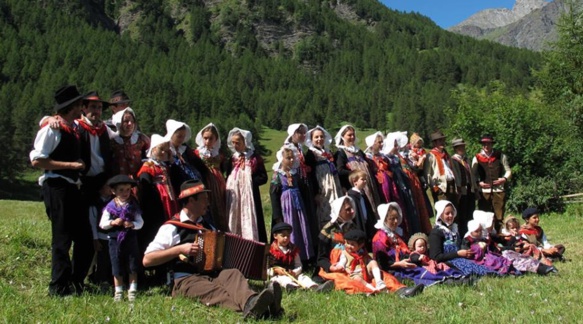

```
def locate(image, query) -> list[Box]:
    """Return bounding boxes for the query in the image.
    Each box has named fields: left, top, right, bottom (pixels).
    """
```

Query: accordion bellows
left=192, top=231, right=269, bottom=280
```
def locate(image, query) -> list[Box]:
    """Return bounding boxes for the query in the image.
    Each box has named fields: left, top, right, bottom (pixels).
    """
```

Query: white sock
left=115, top=286, right=124, bottom=293
left=129, top=282, right=138, bottom=292
left=372, top=267, right=383, bottom=283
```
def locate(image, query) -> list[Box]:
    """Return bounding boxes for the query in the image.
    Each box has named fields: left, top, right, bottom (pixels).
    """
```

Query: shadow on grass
left=0, top=178, right=41, bottom=201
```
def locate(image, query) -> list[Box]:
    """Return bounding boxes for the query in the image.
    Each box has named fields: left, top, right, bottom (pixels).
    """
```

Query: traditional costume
left=110, top=108, right=150, bottom=177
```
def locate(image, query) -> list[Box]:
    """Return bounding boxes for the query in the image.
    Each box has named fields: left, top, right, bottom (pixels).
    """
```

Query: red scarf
left=269, top=241, right=298, bottom=266
left=77, top=118, right=107, bottom=137
left=349, top=250, right=370, bottom=282
left=475, top=150, right=501, bottom=164
left=430, top=148, right=450, bottom=176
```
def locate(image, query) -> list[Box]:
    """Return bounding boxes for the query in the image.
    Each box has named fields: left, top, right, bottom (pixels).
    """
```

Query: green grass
left=1, top=200, right=582, bottom=322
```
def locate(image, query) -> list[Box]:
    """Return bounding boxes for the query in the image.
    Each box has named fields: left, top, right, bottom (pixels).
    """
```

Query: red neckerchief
left=77, top=118, right=107, bottom=137
left=430, top=148, right=450, bottom=176
left=349, top=250, right=370, bottom=282
left=475, top=150, right=501, bottom=164
left=269, top=241, right=298, bottom=266
left=519, top=225, right=542, bottom=237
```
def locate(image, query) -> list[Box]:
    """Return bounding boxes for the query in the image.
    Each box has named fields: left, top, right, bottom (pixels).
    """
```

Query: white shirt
left=144, top=210, right=192, bottom=254
left=29, top=126, right=80, bottom=186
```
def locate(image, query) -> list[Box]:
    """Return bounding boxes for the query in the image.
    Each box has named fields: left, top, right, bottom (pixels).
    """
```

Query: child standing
left=225, top=128, right=268, bottom=243
left=100, top=175, right=144, bottom=302
left=519, top=208, right=566, bottom=261
left=270, top=147, right=314, bottom=262
left=330, top=229, right=386, bottom=293
left=346, top=170, right=377, bottom=247
left=268, top=222, right=333, bottom=292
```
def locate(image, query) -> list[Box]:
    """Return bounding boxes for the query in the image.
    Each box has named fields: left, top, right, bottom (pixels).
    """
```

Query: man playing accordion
left=143, top=180, right=283, bottom=319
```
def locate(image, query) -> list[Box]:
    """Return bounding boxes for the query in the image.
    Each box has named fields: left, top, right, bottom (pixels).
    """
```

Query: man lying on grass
left=142, top=180, right=282, bottom=319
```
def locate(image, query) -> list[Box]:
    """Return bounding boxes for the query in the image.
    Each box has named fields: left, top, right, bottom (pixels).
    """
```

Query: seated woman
left=317, top=197, right=422, bottom=297
left=372, top=203, right=465, bottom=287
left=428, top=200, right=497, bottom=277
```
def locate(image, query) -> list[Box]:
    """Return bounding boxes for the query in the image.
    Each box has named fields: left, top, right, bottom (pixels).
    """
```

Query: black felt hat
left=178, top=179, right=210, bottom=200
left=107, top=174, right=137, bottom=188
left=272, top=222, right=293, bottom=234
left=84, top=91, right=109, bottom=107
left=479, top=134, right=496, bottom=144
left=522, top=207, right=540, bottom=220
left=343, top=229, right=367, bottom=242
left=54, top=85, right=84, bottom=112
left=109, top=90, right=131, bottom=105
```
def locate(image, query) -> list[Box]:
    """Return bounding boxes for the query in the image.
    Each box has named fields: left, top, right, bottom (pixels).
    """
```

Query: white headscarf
left=382, top=131, right=408, bottom=154
left=473, top=210, right=495, bottom=237
left=305, top=125, right=333, bottom=150
left=227, top=127, right=254, bottom=157
left=329, top=196, right=356, bottom=224
left=272, top=146, right=300, bottom=171
left=364, top=131, right=384, bottom=154
left=464, top=219, right=482, bottom=239
left=112, top=107, right=139, bottom=144
left=375, top=202, right=403, bottom=237
left=335, top=125, right=359, bottom=153
left=195, top=123, right=221, bottom=158
left=284, top=123, right=308, bottom=145
left=434, top=200, right=458, bottom=237
left=147, top=133, right=168, bottom=158
left=164, top=119, right=192, bottom=155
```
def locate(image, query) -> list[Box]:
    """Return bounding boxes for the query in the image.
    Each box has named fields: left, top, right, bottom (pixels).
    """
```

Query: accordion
left=188, top=231, right=269, bottom=280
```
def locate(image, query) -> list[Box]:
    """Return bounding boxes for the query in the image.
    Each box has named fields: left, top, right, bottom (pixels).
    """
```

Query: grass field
left=3, top=127, right=583, bottom=322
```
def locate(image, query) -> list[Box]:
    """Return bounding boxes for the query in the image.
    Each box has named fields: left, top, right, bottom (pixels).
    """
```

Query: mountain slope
left=449, top=0, right=569, bottom=51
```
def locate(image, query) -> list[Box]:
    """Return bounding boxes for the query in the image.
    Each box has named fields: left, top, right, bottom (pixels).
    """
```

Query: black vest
left=48, top=127, right=81, bottom=182
left=476, top=151, right=503, bottom=184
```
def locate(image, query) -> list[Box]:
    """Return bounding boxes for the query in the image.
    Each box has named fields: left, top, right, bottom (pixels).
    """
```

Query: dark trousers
left=478, top=191, right=506, bottom=231
left=88, top=238, right=112, bottom=286
left=432, top=181, right=458, bottom=206
left=173, top=269, right=256, bottom=312
left=42, top=178, right=94, bottom=295
left=455, top=192, right=476, bottom=236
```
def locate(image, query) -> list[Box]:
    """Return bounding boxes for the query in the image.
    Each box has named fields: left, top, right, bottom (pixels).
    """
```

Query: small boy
left=268, top=222, right=334, bottom=292
left=99, top=175, right=144, bottom=302
left=347, top=170, right=377, bottom=248
left=519, top=208, right=565, bottom=261
left=330, top=229, right=386, bottom=292
left=88, top=176, right=113, bottom=292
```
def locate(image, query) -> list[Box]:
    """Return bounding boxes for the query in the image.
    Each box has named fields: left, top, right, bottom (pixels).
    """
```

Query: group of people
left=30, top=85, right=566, bottom=319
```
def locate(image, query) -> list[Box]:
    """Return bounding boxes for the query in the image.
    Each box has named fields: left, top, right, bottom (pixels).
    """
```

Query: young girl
left=194, top=123, right=228, bottom=232
left=330, top=229, right=386, bottom=293
left=334, top=125, right=380, bottom=215
left=305, top=125, right=343, bottom=228
left=270, top=147, right=314, bottom=262
left=428, top=200, right=496, bottom=277
left=407, top=233, right=466, bottom=284
left=519, top=208, right=566, bottom=262
left=284, top=123, right=318, bottom=254
left=268, top=222, right=333, bottom=292
left=461, top=219, right=513, bottom=275
left=100, top=175, right=144, bottom=302
left=225, top=128, right=268, bottom=243
left=110, top=108, right=150, bottom=177
left=164, top=119, right=209, bottom=198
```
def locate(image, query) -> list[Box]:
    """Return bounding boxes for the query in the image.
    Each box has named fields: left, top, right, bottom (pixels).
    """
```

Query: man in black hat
left=450, top=138, right=477, bottom=235
left=106, top=90, right=131, bottom=131
left=29, top=85, right=94, bottom=297
left=471, top=134, right=511, bottom=231
left=143, top=180, right=283, bottom=319
left=424, top=131, right=458, bottom=204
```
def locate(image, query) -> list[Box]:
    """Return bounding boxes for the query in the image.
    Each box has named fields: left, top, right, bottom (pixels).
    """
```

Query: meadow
left=2, top=127, right=582, bottom=323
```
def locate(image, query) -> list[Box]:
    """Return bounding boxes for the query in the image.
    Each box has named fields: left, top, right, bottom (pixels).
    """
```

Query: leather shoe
left=243, top=289, right=274, bottom=319
left=313, top=280, right=335, bottom=293
left=267, top=281, right=283, bottom=317
left=396, top=284, right=424, bottom=298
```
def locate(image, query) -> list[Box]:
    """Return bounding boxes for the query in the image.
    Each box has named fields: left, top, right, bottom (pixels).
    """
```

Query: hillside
left=0, top=0, right=541, bottom=180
